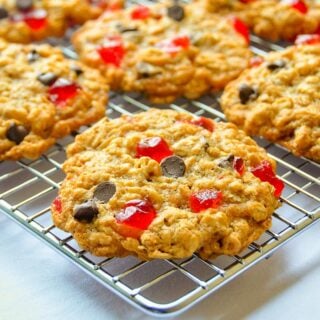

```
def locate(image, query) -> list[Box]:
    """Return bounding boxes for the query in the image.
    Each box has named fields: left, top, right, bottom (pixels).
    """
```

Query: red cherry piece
left=136, top=137, right=173, bottom=162
left=172, top=36, right=190, bottom=49
left=295, top=34, right=320, bottom=45
left=52, top=196, right=62, bottom=213
left=24, top=9, right=48, bottom=30
left=250, top=56, right=264, bottom=67
left=233, top=157, right=245, bottom=176
left=250, top=160, right=284, bottom=197
left=190, top=117, right=214, bottom=132
left=48, top=79, right=80, bottom=106
left=131, top=6, right=150, bottom=20
left=157, top=35, right=190, bottom=54
left=97, top=36, right=124, bottom=67
left=282, top=0, right=308, bottom=14
left=239, top=0, right=255, bottom=3
left=116, top=199, right=156, bottom=230
left=189, top=189, right=223, bottom=213
left=231, top=16, right=250, bottom=44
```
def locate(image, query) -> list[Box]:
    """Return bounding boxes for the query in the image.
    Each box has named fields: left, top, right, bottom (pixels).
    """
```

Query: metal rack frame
left=1, top=17, right=320, bottom=318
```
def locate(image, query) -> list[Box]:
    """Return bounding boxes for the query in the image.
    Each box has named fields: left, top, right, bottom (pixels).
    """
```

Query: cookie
left=51, top=109, right=282, bottom=260
left=0, top=39, right=108, bottom=161
left=0, top=0, right=122, bottom=43
left=221, top=43, right=320, bottom=162
left=72, top=2, right=251, bottom=103
left=68, top=0, right=124, bottom=24
left=203, top=0, right=319, bottom=41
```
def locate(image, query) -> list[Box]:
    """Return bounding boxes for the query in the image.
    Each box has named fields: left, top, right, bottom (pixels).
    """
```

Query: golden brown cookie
left=51, top=109, right=283, bottom=260
left=68, top=0, right=124, bottom=24
left=0, top=39, right=108, bottom=161
left=221, top=43, right=320, bottom=162
left=0, top=0, right=123, bottom=43
left=203, top=0, right=319, bottom=41
left=72, top=2, right=251, bottom=103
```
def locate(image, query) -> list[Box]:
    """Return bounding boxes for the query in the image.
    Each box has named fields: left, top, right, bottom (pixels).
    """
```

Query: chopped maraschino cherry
left=250, top=160, right=284, bottom=197
left=233, top=157, right=245, bottom=176
left=52, top=197, right=62, bottom=213
left=131, top=6, right=151, bottom=20
left=48, top=79, right=80, bottom=106
left=157, top=35, right=190, bottom=54
left=189, top=189, right=223, bottom=213
left=136, top=137, right=173, bottom=162
left=12, top=9, right=48, bottom=30
left=97, top=36, right=124, bottom=67
left=239, top=0, right=255, bottom=3
left=295, top=34, right=320, bottom=45
left=250, top=56, right=264, bottom=67
left=190, top=117, right=214, bottom=132
left=282, top=0, right=308, bottom=14
left=116, top=199, right=156, bottom=237
left=230, top=16, right=250, bottom=44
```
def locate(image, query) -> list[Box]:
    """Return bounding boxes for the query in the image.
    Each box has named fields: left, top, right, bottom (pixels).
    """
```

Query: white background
left=1, top=211, right=320, bottom=320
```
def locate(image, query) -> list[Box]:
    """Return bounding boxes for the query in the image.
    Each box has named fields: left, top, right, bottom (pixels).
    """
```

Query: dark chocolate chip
left=27, top=49, right=39, bottom=63
left=239, top=84, right=257, bottom=104
left=6, top=123, right=29, bottom=144
left=117, top=26, right=139, bottom=33
left=37, top=72, right=58, bottom=86
left=217, top=155, right=234, bottom=168
left=74, top=200, right=98, bottom=223
left=0, top=7, right=9, bottom=20
left=16, top=0, right=33, bottom=11
left=71, top=65, right=83, bottom=76
left=267, top=59, right=286, bottom=71
left=137, top=62, right=161, bottom=78
left=93, top=182, right=116, bottom=203
left=167, top=4, right=185, bottom=21
left=160, top=155, right=186, bottom=178
left=204, top=142, right=210, bottom=151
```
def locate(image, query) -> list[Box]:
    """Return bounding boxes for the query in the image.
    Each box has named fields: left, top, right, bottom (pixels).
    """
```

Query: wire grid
left=1, top=22, right=320, bottom=319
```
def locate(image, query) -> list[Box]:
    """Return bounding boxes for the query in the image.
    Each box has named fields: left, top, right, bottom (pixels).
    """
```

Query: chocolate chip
left=239, top=84, right=257, bottom=104
left=137, top=62, right=161, bottom=78
left=74, top=200, right=98, bottom=223
left=167, top=4, right=185, bottom=21
left=93, top=182, right=116, bottom=203
left=161, top=156, right=186, bottom=178
left=71, top=65, right=83, bottom=76
left=267, top=59, right=286, bottom=71
left=16, top=0, right=33, bottom=11
left=37, top=72, right=58, bottom=86
left=27, top=49, right=39, bottom=63
left=6, top=123, right=29, bottom=144
left=0, top=7, right=9, bottom=19
left=117, top=26, right=139, bottom=33
left=217, top=155, right=234, bottom=168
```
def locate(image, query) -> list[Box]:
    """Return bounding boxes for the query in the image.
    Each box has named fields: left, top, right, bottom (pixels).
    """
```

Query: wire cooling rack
left=1, top=14, right=320, bottom=318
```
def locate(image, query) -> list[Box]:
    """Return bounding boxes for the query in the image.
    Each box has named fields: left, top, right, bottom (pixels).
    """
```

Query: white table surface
left=1, top=210, right=320, bottom=320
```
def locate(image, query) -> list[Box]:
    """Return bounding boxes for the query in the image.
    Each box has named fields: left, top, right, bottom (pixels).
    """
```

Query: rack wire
left=1, top=14, right=320, bottom=318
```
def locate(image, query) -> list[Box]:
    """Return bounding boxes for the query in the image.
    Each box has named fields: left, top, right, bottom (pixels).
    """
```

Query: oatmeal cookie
left=0, top=39, right=108, bottom=161
left=68, top=0, right=124, bottom=24
left=0, top=0, right=122, bottom=43
left=221, top=44, right=320, bottom=162
left=51, top=109, right=282, bottom=260
left=203, top=0, right=319, bottom=41
left=72, top=2, right=251, bottom=103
